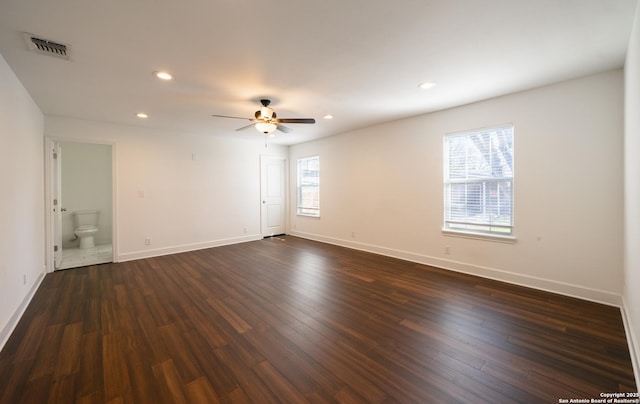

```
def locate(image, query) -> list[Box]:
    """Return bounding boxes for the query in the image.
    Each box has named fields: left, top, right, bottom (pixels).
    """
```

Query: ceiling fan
left=212, top=99, right=315, bottom=135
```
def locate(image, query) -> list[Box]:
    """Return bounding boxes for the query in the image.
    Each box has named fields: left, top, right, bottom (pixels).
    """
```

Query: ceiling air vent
left=24, top=33, right=70, bottom=60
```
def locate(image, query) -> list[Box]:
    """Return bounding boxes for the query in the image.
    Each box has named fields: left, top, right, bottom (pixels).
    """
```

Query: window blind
left=444, top=125, right=514, bottom=235
left=297, top=156, right=320, bottom=216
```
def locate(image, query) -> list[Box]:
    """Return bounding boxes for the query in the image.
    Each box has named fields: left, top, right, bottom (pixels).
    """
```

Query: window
left=297, top=156, right=320, bottom=217
left=444, top=125, right=514, bottom=236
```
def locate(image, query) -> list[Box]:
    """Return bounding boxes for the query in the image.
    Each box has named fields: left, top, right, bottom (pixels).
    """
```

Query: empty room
left=1, top=0, right=639, bottom=402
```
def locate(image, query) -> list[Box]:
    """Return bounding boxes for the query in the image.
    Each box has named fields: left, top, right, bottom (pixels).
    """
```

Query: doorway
left=260, top=155, right=287, bottom=237
left=47, top=139, right=115, bottom=270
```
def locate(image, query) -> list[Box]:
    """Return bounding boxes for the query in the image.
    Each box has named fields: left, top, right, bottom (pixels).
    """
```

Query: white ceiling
left=0, top=0, right=637, bottom=145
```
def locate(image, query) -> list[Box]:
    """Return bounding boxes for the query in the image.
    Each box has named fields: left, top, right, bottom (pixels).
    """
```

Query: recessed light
left=419, top=81, right=436, bottom=90
left=153, top=71, right=173, bottom=81
left=136, top=112, right=148, bottom=118
left=323, top=114, right=334, bottom=120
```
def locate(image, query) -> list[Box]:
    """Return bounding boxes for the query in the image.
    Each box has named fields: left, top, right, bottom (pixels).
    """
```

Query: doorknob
left=61, top=208, right=67, bottom=212
left=262, top=201, right=266, bottom=204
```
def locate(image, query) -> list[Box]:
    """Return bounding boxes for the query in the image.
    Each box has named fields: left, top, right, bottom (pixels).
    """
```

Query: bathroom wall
left=60, top=141, right=113, bottom=248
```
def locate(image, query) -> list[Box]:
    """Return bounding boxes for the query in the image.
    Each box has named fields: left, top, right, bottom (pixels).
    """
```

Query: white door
left=52, top=143, right=63, bottom=269
left=261, top=156, right=286, bottom=237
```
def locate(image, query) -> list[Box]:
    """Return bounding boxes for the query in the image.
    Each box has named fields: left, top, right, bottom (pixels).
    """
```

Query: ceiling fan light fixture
left=255, top=122, right=277, bottom=134
left=260, top=106, right=274, bottom=120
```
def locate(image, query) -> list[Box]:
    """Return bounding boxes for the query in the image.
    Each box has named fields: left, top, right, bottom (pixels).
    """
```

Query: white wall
left=45, top=117, right=287, bottom=261
left=624, top=1, right=640, bottom=388
left=290, top=70, right=624, bottom=305
left=0, top=54, right=46, bottom=348
left=60, top=141, right=113, bottom=248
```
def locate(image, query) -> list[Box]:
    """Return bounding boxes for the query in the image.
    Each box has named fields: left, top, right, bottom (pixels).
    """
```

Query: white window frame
left=297, top=155, right=320, bottom=217
left=443, top=125, right=515, bottom=240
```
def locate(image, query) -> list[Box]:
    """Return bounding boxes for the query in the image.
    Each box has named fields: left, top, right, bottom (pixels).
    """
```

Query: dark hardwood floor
left=0, top=236, right=636, bottom=403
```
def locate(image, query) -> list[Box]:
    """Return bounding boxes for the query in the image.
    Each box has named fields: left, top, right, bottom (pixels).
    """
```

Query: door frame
left=260, top=154, right=288, bottom=238
left=44, top=136, right=118, bottom=272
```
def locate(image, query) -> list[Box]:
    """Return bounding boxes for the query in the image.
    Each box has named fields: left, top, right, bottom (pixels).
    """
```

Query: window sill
left=297, top=214, right=320, bottom=218
left=442, top=229, right=517, bottom=244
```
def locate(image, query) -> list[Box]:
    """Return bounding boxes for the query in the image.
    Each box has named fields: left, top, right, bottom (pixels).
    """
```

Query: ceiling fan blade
left=277, top=124, right=292, bottom=133
left=277, top=118, right=316, bottom=124
left=212, top=114, right=252, bottom=120
left=235, top=123, right=255, bottom=131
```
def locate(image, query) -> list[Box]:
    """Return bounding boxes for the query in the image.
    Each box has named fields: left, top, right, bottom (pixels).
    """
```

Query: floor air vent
left=24, top=33, right=70, bottom=60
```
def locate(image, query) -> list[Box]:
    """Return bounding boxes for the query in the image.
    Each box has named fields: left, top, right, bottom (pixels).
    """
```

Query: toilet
left=73, top=210, right=99, bottom=249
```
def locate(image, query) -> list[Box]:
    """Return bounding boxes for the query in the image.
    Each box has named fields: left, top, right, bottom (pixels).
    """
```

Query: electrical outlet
left=243, top=227, right=247, bottom=234
left=145, top=237, right=151, bottom=246
left=23, top=274, right=26, bottom=285
left=445, top=245, right=451, bottom=255
left=351, top=232, right=356, bottom=238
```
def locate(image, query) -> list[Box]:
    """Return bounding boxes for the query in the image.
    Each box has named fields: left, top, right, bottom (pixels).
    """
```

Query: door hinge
left=53, top=199, right=58, bottom=206
left=53, top=152, right=57, bottom=159
left=54, top=245, right=59, bottom=252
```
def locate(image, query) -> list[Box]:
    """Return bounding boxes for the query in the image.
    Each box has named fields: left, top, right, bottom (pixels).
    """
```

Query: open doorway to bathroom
left=49, top=140, right=114, bottom=270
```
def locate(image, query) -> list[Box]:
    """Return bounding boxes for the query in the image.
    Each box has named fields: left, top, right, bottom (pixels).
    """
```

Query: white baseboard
left=117, top=234, right=263, bottom=262
left=0, top=268, right=46, bottom=352
left=621, top=298, right=640, bottom=391
left=289, top=231, right=623, bottom=307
